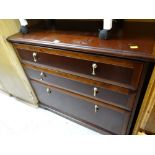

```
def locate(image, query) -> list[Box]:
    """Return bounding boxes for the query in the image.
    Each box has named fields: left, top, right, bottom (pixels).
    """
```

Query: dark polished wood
left=31, top=78, right=128, bottom=113
left=24, top=66, right=135, bottom=111
left=39, top=103, right=111, bottom=135
left=8, top=20, right=155, bottom=134
left=15, top=43, right=143, bottom=90
left=23, top=63, right=132, bottom=95
left=31, top=80, right=130, bottom=135
left=8, top=22, right=155, bottom=62
left=14, top=43, right=139, bottom=68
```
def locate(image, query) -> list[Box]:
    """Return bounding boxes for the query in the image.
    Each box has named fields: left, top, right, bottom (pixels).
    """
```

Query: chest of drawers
left=8, top=21, right=155, bottom=134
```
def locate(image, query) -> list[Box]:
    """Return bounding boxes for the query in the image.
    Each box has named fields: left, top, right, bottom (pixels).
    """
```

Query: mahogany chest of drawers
left=8, top=21, right=155, bottom=134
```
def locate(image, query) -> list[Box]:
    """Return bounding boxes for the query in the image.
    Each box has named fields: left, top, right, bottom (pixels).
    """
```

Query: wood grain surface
left=8, top=21, right=155, bottom=62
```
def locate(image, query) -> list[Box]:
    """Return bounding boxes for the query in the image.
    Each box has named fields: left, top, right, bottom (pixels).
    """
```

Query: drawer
left=15, top=44, right=143, bottom=90
left=25, top=66, right=135, bottom=111
left=31, top=80, right=130, bottom=134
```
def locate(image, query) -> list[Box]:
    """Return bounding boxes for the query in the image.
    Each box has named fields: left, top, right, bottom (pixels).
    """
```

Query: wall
left=0, top=19, right=38, bottom=106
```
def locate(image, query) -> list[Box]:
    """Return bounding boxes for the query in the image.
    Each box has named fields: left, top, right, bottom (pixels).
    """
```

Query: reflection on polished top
left=8, top=21, right=155, bottom=62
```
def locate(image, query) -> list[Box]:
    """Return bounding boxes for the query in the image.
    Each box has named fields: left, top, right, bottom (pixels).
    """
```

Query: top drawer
left=14, top=44, right=143, bottom=90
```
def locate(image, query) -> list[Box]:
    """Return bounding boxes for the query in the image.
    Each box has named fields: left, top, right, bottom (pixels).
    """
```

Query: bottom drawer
left=31, top=80, right=130, bottom=134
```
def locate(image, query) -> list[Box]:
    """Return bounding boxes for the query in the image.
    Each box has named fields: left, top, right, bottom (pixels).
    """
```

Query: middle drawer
left=24, top=66, right=135, bottom=111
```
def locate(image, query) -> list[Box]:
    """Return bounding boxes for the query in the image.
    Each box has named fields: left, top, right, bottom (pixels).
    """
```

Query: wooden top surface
left=8, top=21, right=155, bottom=62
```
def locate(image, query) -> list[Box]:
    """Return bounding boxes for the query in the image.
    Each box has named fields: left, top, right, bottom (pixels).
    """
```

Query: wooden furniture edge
left=133, top=66, right=155, bottom=134
left=7, top=37, right=155, bottom=62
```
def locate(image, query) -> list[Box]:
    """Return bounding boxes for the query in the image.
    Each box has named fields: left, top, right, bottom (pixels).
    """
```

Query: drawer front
left=31, top=80, right=130, bottom=134
left=25, top=66, right=133, bottom=110
left=16, top=46, right=143, bottom=89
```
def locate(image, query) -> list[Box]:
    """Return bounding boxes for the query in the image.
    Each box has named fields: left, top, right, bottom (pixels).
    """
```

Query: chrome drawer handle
left=95, top=105, right=99, bottom=112
left=40, top=72, right=46, bottom=81
left=93, top=87, right=98, bottom=97
left=46, top=88, right=51, bottom=95
left=92, top=63, right=97, bottom=75
left=33, top=52, right=37, bottom=62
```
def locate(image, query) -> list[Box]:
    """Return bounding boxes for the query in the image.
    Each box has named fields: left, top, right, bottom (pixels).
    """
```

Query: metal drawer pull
left=93, top=87, right=98, bottom=97
left=46, top=88, right=51, bottom=95
left=40, top=72, right=46, bottom=81
left=95, top=105, right=99, bottom=112
left=92, top=63, right=97, bottom=75
left=33, top=52, right=37, bottom=62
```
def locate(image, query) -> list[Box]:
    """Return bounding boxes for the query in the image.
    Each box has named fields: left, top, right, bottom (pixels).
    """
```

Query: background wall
left=0, top=81, right=5, bottom=91
left=0, top=19, right=38, bottom=106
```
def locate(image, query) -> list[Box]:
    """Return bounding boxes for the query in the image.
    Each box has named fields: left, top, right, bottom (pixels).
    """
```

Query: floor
left=0, top=91, right=151, bottom=155
left=0, top=90, right=99, bottom=136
